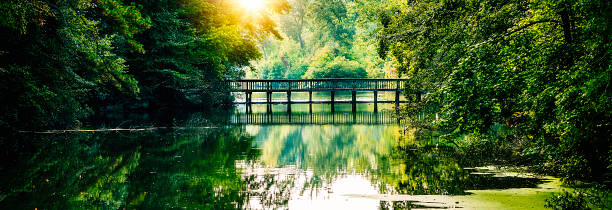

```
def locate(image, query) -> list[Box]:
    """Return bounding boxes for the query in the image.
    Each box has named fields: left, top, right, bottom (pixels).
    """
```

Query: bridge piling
left=309, top=90, right=313, bottom=113
left=246, top=91, right=252, bottom=104
left=266, top=91, right=272, bottom=113
left=331, top=91, right=335, bottom=113
left=374, top=90, right=378, bottom=112
left=246, top=91, right=252, bottom=114
left=395, top=79, right=400, bottom=108
left=352, top=91, right=357, bottom=113
left=287, top=91, right=291, bottom=104
left=309, top=91, right=312, bottom=103
left=395, top=91, right=400, bottom=107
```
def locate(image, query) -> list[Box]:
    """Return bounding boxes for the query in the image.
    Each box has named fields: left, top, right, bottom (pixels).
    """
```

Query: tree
left=308, top=0, right=355, bottom=50
left=0, top=0, right=290, bottom=130
left=0, top=0, right=150, bottom=129
left=378, top=0, right=611, bottom=180
left=281, top=0, right=311, bottom=54
left=254, top=0, right=391, bottom=79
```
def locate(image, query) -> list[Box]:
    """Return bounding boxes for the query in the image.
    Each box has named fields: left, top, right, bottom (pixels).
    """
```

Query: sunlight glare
left=240, top=0, right=265, bottom=12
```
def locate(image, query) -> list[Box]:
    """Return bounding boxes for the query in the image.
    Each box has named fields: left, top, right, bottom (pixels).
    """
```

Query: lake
left=0, top=92, right=565, bottom=209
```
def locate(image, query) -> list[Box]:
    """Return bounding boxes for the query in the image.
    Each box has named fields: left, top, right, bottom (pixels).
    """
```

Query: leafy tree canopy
left=0, top=0, right=289, bottom=129
left=378, top=0, right=611, bottom=180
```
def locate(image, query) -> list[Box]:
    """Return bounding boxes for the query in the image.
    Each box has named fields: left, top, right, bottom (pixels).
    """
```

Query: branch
left=469, top=19, right=559, bottom=50
left=43, top=0, right=68, bottom=26
left=502, top=19, right=559, bottom=39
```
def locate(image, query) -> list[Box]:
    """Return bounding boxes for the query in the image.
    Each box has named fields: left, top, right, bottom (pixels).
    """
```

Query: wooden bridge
left=228, top=79, right=416, bottom=112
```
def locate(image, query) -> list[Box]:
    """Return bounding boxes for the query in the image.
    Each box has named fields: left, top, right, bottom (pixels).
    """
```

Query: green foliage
left=259, top=58, right=288, bottom=79
left=0, top=0, right=51, bottom=35
left=378, top=0, right=611, bottom=181
left=0, top=65, right=91, bottom=128
left=308, top=0, right=355, bottom=49
left=253, top=0, right=392, bottom=79
left=0, top=0, right=288, bottom=130
left=545, top=187, right=611, bottom=210
left=256, top=39, right=305, bottom=79
left=0, top=0, right=150, bottom=129
left=302, top=49, right=367, bottom=78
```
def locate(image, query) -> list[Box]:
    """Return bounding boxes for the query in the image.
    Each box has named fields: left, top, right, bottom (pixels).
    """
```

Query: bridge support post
left=287, top=81, right=292, bottom=113
left=309, top=91, right=312, bottom=103
left=309, top=90, right=313, bottom=113
left=246, top=92, right=252, bottom=114
left=352, top=91, right=357, bottom=113
left=287, top=91, right=291, bottom=104
left=330, top=91, right=335, bottom=113
left=246, top=91, right=252, bottom=104
left=266, top=91, right=272, bottom=114
left=287, top=91, right=292, bottom=113
left=395, top=91, right=400, bottom=108
left=395, top=79, right=401, bottom=108
left=374, top=91, right=378, bottom=112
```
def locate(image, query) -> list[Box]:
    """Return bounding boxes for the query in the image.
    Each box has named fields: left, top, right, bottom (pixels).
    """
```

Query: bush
left=545, top=187, right=610, bottom=210
left=303, top=56, right=367, bottom=79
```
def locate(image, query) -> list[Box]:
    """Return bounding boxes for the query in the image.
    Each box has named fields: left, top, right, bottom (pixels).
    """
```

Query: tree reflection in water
left=0, top=124, right=259, bottom=209
left=0, top=111, right=548, bottom=209
left=245, top=124, right=546, bottom=208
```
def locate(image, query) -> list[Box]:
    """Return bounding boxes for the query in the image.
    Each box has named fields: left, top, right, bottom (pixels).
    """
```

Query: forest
left=0, top=0, right=610, bottom=208
left=0, top=0, right=292, bottom=130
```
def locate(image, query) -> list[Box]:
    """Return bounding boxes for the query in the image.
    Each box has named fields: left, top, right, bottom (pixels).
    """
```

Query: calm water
left=0, top=92, right=565, bottom=209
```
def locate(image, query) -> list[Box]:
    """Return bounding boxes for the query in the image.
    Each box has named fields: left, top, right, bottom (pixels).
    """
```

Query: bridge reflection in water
left=231, top=111, right=405, bottom=125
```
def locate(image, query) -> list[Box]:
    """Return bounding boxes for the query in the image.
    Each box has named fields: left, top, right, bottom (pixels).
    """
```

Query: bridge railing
left=228, top=79, right=409, bottom=92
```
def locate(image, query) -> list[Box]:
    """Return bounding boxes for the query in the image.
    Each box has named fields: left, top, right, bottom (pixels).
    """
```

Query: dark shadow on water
left=463, top=168, right=546, bottom=191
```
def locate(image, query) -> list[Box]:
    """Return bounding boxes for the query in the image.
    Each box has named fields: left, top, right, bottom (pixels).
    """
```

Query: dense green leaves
left=378, top=0, right=611, bottom=180
left=1, top=0, right=151, bottom=129
left=253, top=0, right=392, bottom=79
left=0, top=0, right=288, bottom=130
left=302, top=49, right=368, bottom=78
left=0, top=121, right=258, bottom=209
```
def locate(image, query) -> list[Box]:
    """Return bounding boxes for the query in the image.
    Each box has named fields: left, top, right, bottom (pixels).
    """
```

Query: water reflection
left=0, top=126, right=257, bottom=209
left=243, top=124, right=546, bottom=201
left=231, top=112, right=404, bottom=125
left=236, top=102, right=556, bottom=209
left=0, top=104, right=561, bottom=209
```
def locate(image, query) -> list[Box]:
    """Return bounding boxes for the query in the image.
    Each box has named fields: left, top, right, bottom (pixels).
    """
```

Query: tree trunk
left=559, top=4, right=574, bottom=68
left=560, top=7, right=573, bottom=45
